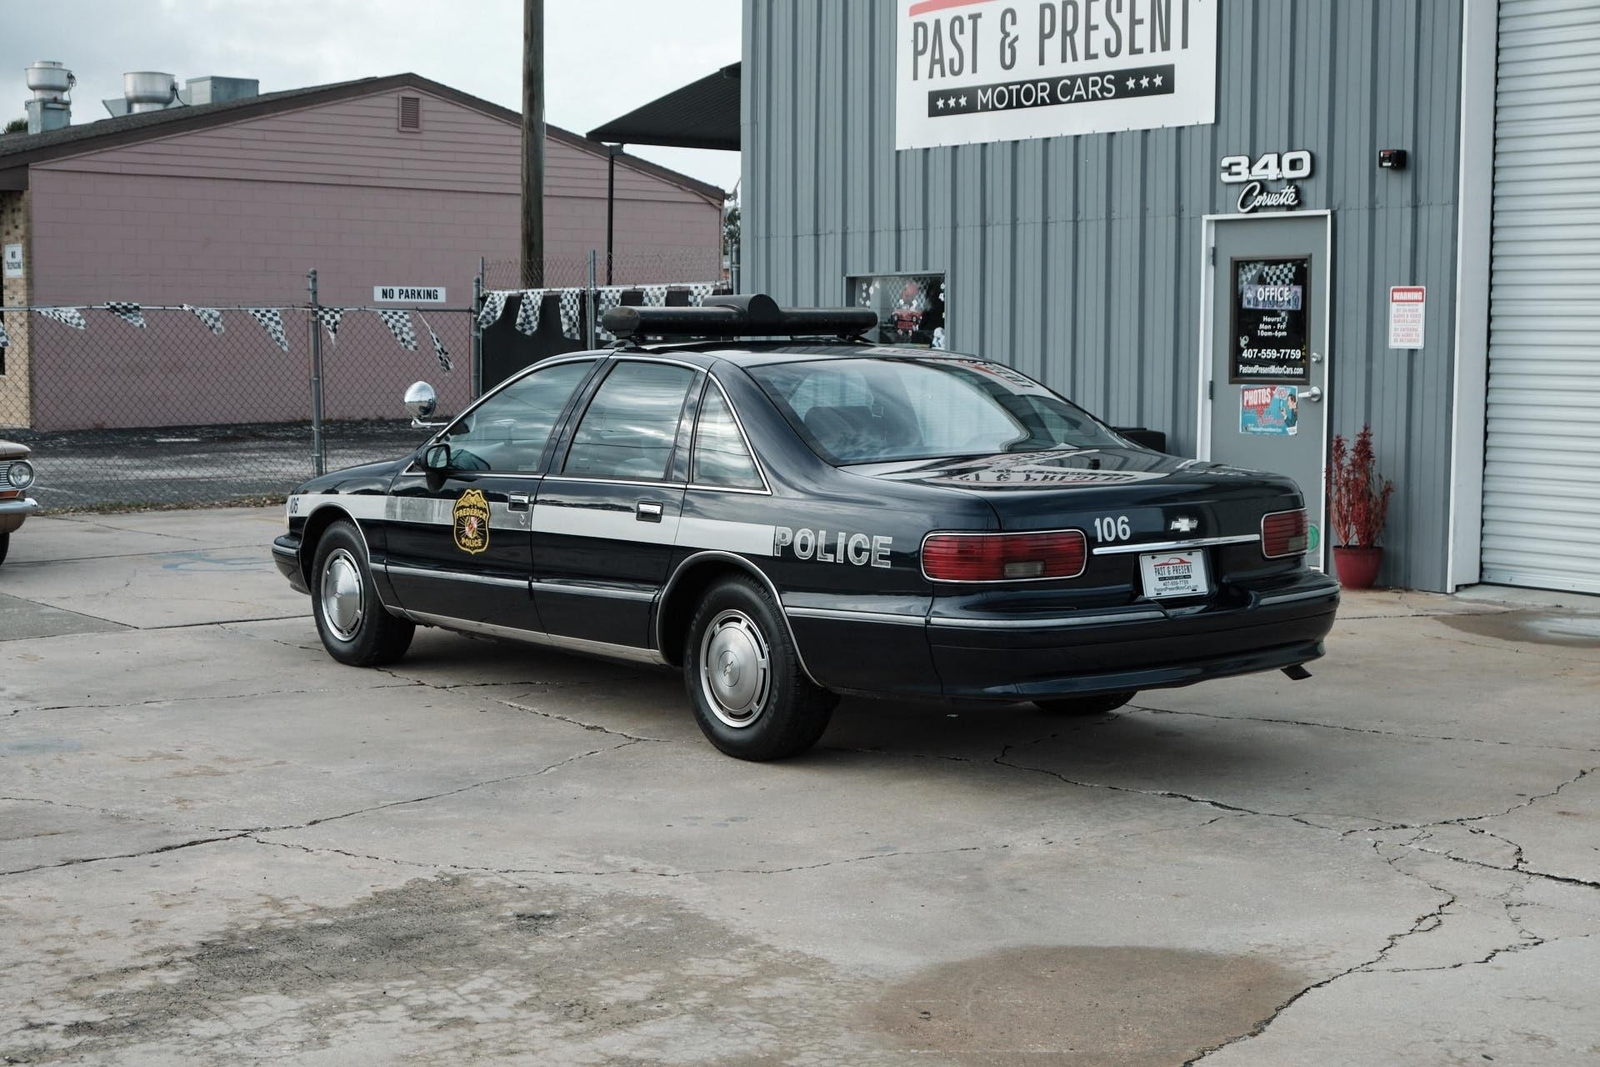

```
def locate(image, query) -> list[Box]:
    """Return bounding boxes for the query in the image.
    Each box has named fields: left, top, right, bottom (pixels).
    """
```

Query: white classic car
left=0, top=439, right=39, bottom=566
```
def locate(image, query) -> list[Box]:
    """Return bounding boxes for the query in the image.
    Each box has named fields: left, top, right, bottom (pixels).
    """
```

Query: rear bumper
left=0, top=497, right=39, bottom=534
left=927, top=573, right=1340, bottom=701
left=272, top=534, right=309, bottom=594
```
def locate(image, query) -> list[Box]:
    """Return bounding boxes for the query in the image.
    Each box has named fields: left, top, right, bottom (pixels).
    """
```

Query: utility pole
left=521, top=0, right=545, bottom=288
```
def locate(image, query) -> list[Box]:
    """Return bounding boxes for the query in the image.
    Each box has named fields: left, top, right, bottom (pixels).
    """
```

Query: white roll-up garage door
left=1481, top=0, right=1600, bottom=594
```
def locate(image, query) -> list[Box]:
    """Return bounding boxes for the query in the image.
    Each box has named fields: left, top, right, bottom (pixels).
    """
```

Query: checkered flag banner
left=376, top=308, right=418, bottom=351
left=419, top=314, right=452, bottom=373
left=35, top=306, right=86, bottom=330
left=104, top=301, right=147, bottom=329
left=183, top=304, right=225, bottom=335
left=558, top=289, right=583, bottom=341
left=642, top=285, right=668, bottom=307
left=478, top=290, right=509, bottom=330
left=594, top=287, right=624, bottom=342
left=0, top=318, right=8, bottom=349
left=688, top=283, right=714, bottom=307
left=514, top=290, right=544, bottom=336
left=1259, top=262, right=1298, bottom=286
left=314, top=306, right=344, bottom=346
left=247, top=308, right=290, bottom=352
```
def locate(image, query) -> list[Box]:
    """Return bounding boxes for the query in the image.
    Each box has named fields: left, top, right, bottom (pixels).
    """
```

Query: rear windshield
left=748, top=357, right=1125, bottom=465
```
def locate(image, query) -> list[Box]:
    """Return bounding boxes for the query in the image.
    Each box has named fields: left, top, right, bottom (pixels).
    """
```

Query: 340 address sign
left=1218, top=151, right=1314, bottom=184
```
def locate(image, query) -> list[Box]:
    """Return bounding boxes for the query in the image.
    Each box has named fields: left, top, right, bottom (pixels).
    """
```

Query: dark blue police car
left=273, top=296, right=1338, bottom=760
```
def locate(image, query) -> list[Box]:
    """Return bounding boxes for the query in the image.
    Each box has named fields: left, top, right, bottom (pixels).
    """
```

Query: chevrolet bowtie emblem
left=1170, top=517, right=1200, bottom=533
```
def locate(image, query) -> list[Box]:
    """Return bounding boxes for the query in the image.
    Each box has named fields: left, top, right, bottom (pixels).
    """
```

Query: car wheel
left=0, top=531, right=8, bottom=566
left=1033, top=691, right=1137, bottom=715
left=683, top=575, right=835, bottom=761
left=311, top=520, right=414, bottom=666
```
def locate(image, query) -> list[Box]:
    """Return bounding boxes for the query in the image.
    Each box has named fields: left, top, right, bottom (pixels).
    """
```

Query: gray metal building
left=739, top=0, right=1599, bottom=596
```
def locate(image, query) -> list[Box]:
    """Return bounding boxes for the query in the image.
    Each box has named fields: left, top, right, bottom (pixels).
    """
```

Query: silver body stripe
left=292, top=494, right=778, bottom=558
left=785, top=606, right=926, bottom=626
left=529, top=503, right=681, bottom=546
left=385, top=564, right=529, bottom=590
left=677, top=516, right=776, bottom=556
left=928, top=610, right=1168, bottom=630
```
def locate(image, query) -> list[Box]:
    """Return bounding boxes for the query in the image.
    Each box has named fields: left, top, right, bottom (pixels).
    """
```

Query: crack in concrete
left=1184, top=849, right=1458, bottom=1066
left=495, top=697, right=674, bottom=743
left=1136, top=706, right=1600, bottom=755
left=0, top=832, right=248, bottom=878
left=1348, top=766, right=1596, bottom=837
left=7, top=682, right=425, bottom=716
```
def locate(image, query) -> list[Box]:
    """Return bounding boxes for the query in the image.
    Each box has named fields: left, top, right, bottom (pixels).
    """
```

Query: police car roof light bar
left=602, top=292, right=879, bottom=340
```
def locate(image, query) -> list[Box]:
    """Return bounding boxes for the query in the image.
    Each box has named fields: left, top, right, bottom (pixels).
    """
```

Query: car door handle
left=636, top=501, right=664, bottom=523
left=507, top=493, right=531, bottom=511
left=1300, top=387, right=1324, bottom=403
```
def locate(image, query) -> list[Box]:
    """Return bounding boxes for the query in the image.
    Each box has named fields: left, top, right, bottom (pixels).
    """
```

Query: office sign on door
left=896, top=0, right=1218, bottom=149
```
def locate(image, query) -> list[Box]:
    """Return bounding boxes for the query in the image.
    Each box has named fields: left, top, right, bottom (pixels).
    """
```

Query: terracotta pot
left=1333, top=546, right=1384, bottom=589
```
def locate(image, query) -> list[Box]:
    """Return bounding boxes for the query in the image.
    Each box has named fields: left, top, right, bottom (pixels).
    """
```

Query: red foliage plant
left=1328, top=425, right=1395, bottom=547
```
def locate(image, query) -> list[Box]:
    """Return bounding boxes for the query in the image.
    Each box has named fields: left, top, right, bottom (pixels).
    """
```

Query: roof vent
left=398, top=95, right=422, bottom=132
left=123, top=72, right=179, bottom=114
left=24, top=61, right=75, bottom=134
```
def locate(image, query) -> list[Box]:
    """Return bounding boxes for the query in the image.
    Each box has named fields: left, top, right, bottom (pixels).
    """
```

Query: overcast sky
left=1, top=0, right=742, bottom=192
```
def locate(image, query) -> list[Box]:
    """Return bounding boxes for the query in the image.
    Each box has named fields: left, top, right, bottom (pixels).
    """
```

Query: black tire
left=1033, top=691, right=1137, bottom=716
left=683, top=574, right=835, bottom=761
left=310, top=520, right=414, bottom=666
left=0, top=531, right=8, bottom=567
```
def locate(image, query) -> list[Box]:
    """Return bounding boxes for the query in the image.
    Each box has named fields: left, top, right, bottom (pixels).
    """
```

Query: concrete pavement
left=1, top=508, right=1597, bottom=1065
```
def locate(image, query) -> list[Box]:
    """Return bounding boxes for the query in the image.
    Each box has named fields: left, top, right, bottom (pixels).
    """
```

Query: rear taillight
left=922, top=530, right=1088, bottom=582
left=1261, top=509, right=1309, bottom=558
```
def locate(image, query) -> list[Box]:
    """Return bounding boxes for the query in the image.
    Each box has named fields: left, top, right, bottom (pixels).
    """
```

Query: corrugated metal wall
left=742, top=0, right=1466, bottom=591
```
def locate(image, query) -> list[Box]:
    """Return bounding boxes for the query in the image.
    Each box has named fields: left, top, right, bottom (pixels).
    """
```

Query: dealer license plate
left=1139, top=549, right=1210, bottom=599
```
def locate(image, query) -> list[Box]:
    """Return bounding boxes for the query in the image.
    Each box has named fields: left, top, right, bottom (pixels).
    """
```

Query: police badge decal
left=453, top=489, right=490, bottom=554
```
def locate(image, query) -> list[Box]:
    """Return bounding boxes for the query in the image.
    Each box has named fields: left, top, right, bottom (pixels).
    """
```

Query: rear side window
left=691, top=385, right=764, bottom=490
left=749, top=357, right=1122, bottom=465
left=564, top=361, right=697, bottom=481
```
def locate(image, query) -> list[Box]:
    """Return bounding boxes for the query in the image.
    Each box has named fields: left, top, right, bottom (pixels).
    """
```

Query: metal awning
left=586, top=62, right=740, bottom=151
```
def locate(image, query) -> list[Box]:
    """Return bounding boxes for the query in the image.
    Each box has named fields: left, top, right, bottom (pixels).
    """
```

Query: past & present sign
left=896, top=0, right=1218, bottom=150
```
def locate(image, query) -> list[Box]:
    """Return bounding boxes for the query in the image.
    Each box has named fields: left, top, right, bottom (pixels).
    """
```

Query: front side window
left=749, top=357, right=1123, bottom=465
left=691, top=385, right=764, bottom=490
left=563, top=361, right=697, bottom=481
left=442, top=359, right=595, bottom=472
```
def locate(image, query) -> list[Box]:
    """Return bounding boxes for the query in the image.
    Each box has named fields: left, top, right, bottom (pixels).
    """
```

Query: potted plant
left=1327, top=425, right=1395, bottom=589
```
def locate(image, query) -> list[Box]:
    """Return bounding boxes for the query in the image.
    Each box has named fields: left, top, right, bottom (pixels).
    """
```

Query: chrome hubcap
left=320, top=548, right=364, bottom=642
left=699, top=609, right=771, bottom=728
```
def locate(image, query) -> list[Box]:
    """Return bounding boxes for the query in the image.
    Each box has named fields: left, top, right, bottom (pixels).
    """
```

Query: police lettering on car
left=273, top=295, right=1338, bottom=761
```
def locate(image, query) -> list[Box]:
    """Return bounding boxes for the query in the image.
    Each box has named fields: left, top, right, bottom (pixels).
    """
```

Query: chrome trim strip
left=1092, top=534, right=1260, bottom=556
left=535, top=579, right=656, bottom=602
left=919, top=527, right=1089, bottom=583
left=0, top=498, right=40, bottom=516
left=655, top=550, right=821, bottom=686
left=385, top=563, right=530, bottom=590
left=1257, top=585, right=1340, bottom=606
left=543, top=475, right=686, bottom=490
left=405, top=610, right=669, bottom=666
left=270, top=542, right=298, bottom=557
left=928, top=609, right=1168, bottom=630
left=785, top=606, right=927, bottom=627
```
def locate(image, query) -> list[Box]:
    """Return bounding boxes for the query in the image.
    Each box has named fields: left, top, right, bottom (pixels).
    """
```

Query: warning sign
left=1388, top=286, right=1425, bottom=349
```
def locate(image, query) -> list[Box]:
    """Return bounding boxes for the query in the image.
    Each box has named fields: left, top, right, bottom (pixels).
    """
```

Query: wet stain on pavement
left=1438, top=610, right=1600, bottom=649
left=864, top=945, right=1308, bottom=1067
left=5, top=875, right=873, bottom=1065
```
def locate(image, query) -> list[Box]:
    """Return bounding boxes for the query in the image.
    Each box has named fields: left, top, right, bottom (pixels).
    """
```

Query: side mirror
left=422, top=443, right=453, bottom=472
left=405, top=381, right=443, bottom=426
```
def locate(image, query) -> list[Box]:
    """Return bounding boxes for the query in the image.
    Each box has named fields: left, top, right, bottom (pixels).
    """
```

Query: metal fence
left=0, top=250, right=724, bottom=512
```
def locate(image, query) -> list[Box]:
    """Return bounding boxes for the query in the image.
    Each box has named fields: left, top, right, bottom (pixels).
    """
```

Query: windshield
left=748, top=357, right=1126, bottom=465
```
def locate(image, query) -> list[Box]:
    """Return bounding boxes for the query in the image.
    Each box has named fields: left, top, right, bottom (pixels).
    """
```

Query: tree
left=723, top=199, right=740, bottom=260
left=3, top=118, right=28, bottom=135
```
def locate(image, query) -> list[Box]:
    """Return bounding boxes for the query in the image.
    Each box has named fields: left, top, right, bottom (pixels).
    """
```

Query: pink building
left=0, top=73, right=726, bottom=431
